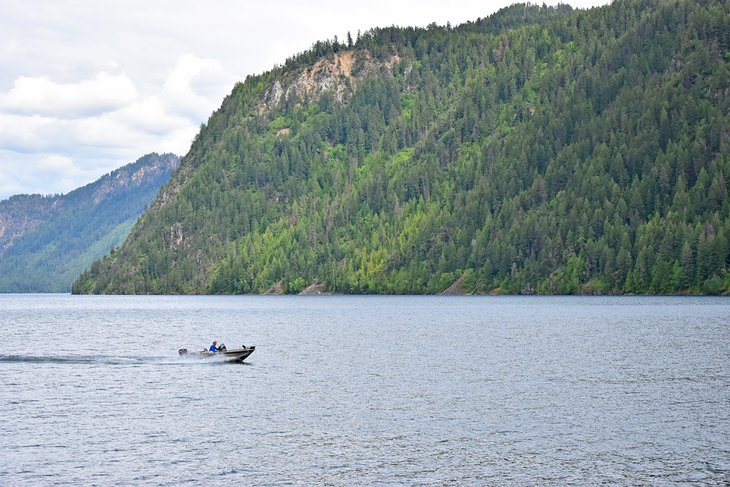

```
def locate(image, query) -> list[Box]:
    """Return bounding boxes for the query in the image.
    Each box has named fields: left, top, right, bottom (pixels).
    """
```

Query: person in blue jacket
left=209, top=341, right=218, bottom=352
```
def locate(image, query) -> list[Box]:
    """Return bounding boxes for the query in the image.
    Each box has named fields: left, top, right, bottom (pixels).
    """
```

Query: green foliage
left=75, top=1, right=730, bottom=296
left=0, top=153, right=178, bottom=292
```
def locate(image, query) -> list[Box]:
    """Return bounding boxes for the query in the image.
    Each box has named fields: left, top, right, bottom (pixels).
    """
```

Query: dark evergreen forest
left=74, top=0, right=730, bottom=295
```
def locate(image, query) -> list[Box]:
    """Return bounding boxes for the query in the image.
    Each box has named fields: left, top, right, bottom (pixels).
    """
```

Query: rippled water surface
left=1, top=294, right=729, bottom=485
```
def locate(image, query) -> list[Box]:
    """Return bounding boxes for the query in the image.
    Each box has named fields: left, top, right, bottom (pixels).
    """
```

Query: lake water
left=0, top=295, right=728, bottom=485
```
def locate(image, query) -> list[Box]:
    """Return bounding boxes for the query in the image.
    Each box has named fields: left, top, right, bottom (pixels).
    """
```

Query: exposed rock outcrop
left=298, top=280, right=328, bottom=295
left=264, top=280, right=285, bottom=295
left=260, top=51, right=402, bottom=114
left=441, top=276, right=468, bottom=295
left=90, top=153, right=179, bottom=205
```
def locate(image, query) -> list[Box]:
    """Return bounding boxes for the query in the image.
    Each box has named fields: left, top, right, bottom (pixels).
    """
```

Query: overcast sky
left=0, top=0, right=610, bottom=199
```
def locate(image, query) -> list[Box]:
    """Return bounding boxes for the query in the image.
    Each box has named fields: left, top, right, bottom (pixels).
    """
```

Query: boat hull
left=178, top=346, right=255, bottom=363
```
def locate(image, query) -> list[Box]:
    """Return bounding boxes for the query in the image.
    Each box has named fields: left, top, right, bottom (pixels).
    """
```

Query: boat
left=178, top=345, right=255, bottom=363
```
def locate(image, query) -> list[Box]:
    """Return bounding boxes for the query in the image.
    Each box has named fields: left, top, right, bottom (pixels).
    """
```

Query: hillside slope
left=0, top=153, right=179, bottom=292
left=75, top=1, right=730, bottom=295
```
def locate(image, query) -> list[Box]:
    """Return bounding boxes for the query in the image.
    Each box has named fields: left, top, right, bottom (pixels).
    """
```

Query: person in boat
left=209, top=341, right=218, bottom=352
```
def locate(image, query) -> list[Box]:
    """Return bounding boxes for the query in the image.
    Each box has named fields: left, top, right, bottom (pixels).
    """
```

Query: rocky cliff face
left=89, top=153, right=180, bottom=205
left=261, top=51, right=402, bottom=113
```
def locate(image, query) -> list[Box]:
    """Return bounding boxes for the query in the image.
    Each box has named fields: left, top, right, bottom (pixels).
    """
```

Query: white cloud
left=0, top=72, right=138, bottom=118
left=39, top=154, right=76, bottom=172
left=112, top=96, right=189, bottom=135
left=161, top=54, right=232, bottom=121
left=37, top=155, right=83, bottom=194
left=0, top=113, right=53, bottom=153
left=0, top=151, right=87, bottom=197
left=0, top=52, right=233, bottom=198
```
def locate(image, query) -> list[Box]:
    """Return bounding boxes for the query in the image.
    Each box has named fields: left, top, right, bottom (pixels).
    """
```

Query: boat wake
left=1, top=354, right=185, bottom=365
left=0, top=354, right=251, bottom=366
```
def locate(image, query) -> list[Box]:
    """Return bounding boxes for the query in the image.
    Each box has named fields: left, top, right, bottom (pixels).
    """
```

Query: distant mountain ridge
left=0, top=153, right=180, bottom=292
left=75, top=1, right=730, bottom=295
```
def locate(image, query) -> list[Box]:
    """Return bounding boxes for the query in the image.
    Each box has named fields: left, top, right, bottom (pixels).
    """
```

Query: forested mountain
left=0, top=153, right=179, bottom=292
left=74, top=0, right=730, bottom=295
